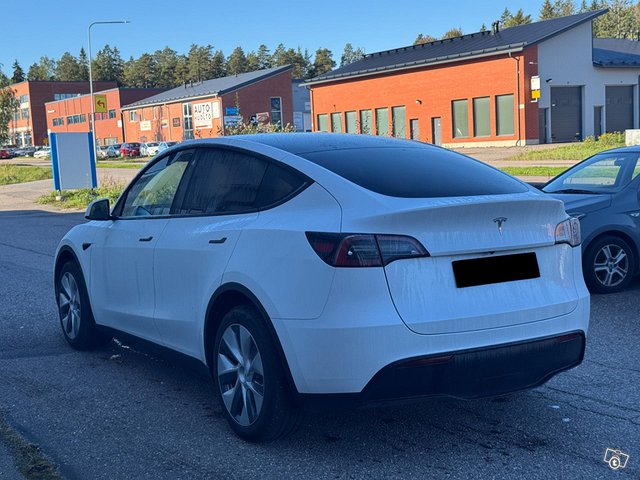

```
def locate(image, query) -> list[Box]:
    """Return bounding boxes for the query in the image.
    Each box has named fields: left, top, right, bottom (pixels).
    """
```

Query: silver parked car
left=544, top=147, right=640, bottom=293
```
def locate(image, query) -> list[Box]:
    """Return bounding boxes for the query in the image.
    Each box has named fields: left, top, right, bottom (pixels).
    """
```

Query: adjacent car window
left=544, top=152, right=640, bottom=194
left=175, top=148, right=308, bottom=215
left=298, top=147, right=527, bottom=198
left=120, top=149, right=194, bottom=217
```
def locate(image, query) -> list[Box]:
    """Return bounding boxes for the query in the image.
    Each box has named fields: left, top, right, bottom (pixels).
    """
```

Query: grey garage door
left=551, top=87, right=582, bottom=142
left=606, top=86, right=634, bottom=133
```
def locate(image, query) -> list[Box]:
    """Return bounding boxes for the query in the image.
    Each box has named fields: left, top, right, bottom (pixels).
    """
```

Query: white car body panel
left=55, top=134, right=590, bottom=400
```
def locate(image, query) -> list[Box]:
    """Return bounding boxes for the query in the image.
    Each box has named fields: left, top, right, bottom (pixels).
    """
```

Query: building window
left=496, top=94, right=515, bottom=136
left=129, top=111, right=138, bottom=122
left=67, top=116, right=73, bottom=124
left=375, top=108, right=389, bottom=136
left=19, top=94, right=29, bottom=104
left=108, top=109, right=116, bottom=119
left=52, top=117, right=64, bottom=126
left=345, top=111, right=357, bottom=133
left=410, top=119, right=420, bottom=140
left=53, top=93, right=81, bottom=101
left=473, top=97, right=491, bottom=137
left=359, top=110, right=372, bottom=134
left=183, top=103, right=193, bottom=140
left=271, top=97, right=282, bottom=126
left=21, top=108, right=30, bottom=120
left=452, top=99, right=469, bottom=138
left=331, top=112, right=342, bottom=133
left=81, top=114, right=87, bottom=123
left=12, top=110, right=20, bottom=122
left=317, top=114, right=328, bottom=132
left=392, top=106, right=406, bottom=138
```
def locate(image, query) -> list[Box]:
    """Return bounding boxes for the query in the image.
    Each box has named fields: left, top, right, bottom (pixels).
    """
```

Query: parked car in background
left=96, top=146, right=110, bottom=159
left=544, top=146, right=640, bottom=293
left=33, top=147, right=51, bottom=159
left=120, top=142, right=141, bottom=157
left=141, top=142, right=160, bottom=156
left=110, top=144, right=122, bottom=157
left=14, top=147, right=36, bottom=157
left=55, top=133, right=588, bottom=442
left=156, top=141, right=178, bottom=154
left=0, top=148, right=12, bottom=159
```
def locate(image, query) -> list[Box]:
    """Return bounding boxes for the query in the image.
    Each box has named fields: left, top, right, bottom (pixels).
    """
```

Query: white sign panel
left=212, top=101, right=221, bottom=119
left=140, top=120, right=151, bottom=131
left=50, top=132, right=96, bottom=190
left=193, top=102, right=214, bottom=129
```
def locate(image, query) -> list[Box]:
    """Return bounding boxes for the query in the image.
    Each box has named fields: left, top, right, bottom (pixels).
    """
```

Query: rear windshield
left=298, top=147, right=527, bottom=198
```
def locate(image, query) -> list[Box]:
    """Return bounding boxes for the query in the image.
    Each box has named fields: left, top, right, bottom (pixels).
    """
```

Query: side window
left=176, top=149, right=268, bottom=215
left=121, top=149, right=194, bottom=217
left=255, top=163, right=308, bottom=208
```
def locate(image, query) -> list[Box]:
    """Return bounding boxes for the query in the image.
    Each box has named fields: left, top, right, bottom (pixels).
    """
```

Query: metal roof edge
left=301, top=46, right=525, bottom=87
left=121, top=65, right=293, bottom=110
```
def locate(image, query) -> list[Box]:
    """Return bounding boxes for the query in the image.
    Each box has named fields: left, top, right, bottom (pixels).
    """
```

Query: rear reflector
left=306, top=232, right=429, bottom=268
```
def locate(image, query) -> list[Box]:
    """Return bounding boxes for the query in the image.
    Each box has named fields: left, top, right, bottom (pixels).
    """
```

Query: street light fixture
left=88, top=20, right=130, bottom=169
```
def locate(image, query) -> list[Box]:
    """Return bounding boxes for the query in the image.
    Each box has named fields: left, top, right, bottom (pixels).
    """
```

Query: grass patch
left=0, top=165, right=52, bottom=185
left=500, top=166, right=567, bottom=177
left=37, top=178, right=125, bottom=210
left=96, top=162, right=144, bottom=169
left=0, top=414, right=62, bottom=480
left=509, top=133, right=625, bottom=161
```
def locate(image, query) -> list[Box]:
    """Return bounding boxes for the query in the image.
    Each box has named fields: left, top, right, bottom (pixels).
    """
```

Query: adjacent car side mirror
left=85, top=198, right=112, bottom=221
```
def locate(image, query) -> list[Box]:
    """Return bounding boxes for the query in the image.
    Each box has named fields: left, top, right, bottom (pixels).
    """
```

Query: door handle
left=139, top=236, right=153, bottom=242
left=209, top=237, right=227, bottom=244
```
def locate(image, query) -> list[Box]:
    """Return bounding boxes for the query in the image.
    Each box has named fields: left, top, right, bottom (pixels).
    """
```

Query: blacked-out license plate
left=452, top=252, right=540, bottom=288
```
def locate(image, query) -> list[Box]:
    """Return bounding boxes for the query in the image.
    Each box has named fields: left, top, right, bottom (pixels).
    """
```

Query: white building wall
left=538, top=21, right=640, bottom=140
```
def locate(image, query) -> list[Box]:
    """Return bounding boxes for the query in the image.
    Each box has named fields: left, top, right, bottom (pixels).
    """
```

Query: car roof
left=596, top=145, right=640, bottom=154
left=181, top=133, right=433, bottom=155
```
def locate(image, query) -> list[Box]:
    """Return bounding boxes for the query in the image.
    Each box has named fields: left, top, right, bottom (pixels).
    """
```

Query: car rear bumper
left=271, top=267, right=590, bottom=395
left=297, top=331, right=585, bottom=409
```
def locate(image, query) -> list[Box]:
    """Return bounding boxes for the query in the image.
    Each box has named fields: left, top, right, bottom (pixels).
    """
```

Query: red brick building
left=45, top=87, right=166, bottom=145
left=121, top=66, right=293, bottom=143
left=305, top=10, right=626, bottom=147
left=6, top=80, right=117, bottom=146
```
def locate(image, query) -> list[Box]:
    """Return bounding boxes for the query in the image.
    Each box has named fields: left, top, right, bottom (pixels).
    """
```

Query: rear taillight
left=306, top=232, right=429, bottom=267
left=555, top=218, right=581, bottom=247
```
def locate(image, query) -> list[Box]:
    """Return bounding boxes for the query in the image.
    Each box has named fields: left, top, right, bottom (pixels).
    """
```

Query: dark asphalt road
left=0, top=209, right=638, bottom=479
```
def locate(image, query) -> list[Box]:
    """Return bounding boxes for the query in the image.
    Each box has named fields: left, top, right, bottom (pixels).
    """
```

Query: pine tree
left=78, top=48, right=89, bottom=81
left=256, top=44, right=272, bottom=69
left=442, top=28, right=464, bottom=39
left=540, top=0, right=556, bottom=19
left=414, top=33, right=437, bottom=44
left=153, top=47, right=180, bottom=88
left=311, top=48, right=335, bottom=77
left=55, top=52, right=81, bottom=81
left=11, top=60, right=25, bottom=83
left=226, top=47, right=248, bottom=75
left=340, top=43, right=365, bottom=67
left=503, top=8, right=533, bottom=27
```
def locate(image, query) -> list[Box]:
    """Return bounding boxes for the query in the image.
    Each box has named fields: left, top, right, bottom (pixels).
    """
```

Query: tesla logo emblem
left=494, top=217, right=508, bottom=234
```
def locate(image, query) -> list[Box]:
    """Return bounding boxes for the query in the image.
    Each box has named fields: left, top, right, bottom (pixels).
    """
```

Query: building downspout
left=509, top=52, right=522, bottom=146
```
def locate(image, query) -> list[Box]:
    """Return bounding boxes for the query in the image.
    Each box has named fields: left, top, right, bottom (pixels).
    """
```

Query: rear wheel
left=56, top=262, right=112, bottom=349
left=212, top=305, right=300, bottom=442
left=583, top=235, right=636, bottom=294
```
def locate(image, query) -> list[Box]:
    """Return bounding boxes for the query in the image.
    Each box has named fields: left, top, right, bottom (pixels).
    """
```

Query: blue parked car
left=544, top=147, right=640, bottom=293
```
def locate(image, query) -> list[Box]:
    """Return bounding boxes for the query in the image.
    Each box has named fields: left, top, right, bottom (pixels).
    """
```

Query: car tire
left=583, top=235, right=636, bottom=294
left=212, top=305, right=301, bottom=442
left=56, top=262, right=112, bottom=350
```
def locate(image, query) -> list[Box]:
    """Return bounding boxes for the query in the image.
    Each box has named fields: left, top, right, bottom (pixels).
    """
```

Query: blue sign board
left=225, top=106, right=239, bottom=116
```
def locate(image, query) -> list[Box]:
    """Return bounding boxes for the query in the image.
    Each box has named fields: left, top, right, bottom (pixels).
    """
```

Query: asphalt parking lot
left=0, top=209, right=638, bottom=480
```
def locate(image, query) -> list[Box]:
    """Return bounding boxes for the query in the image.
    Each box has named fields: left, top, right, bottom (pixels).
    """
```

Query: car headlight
left=555, top=218, right=581, bottom=247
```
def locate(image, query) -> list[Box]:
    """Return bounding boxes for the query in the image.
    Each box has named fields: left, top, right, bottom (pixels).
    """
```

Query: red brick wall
left=122, top=70, right=294, bottom=142
left=310, top=50, right=540, bottom=145
left=46, top=88, right=165, bottom=145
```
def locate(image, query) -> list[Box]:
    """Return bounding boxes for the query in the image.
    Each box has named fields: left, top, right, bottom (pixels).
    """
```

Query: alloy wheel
left=58, top=272, right=81, bottom=340
left=593, top=243, right=629, bottom=288
left=217, top=324, right=265, bottom=426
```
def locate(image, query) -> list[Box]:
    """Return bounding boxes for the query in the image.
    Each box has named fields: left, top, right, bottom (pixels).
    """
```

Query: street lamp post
left=88, top=20, right=129, bottom=167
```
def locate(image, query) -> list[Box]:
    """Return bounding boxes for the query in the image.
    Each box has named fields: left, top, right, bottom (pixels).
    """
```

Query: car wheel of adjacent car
left=213, top=305, right=300, bottom=442
left=56, top=262, right=112, bottom=350
left=583, top=235, right=636, bottom=294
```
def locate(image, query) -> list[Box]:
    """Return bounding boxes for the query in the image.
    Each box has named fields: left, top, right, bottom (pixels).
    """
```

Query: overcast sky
left=2, top=0, right=550, bottom=73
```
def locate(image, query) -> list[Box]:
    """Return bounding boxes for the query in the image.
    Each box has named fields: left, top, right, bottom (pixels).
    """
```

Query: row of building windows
left=66, top=114, right=87, bottom=125
left=452, top=94, right=515, bottom=139
left=54, top=93, right=81, bottom=101
left=52, top=117, right=64, bottom=126
left=96, top=109, right=117, bottom=121
left=317, top=106, right=409, bottom=138
left=19, top=94, right=29, bottom=104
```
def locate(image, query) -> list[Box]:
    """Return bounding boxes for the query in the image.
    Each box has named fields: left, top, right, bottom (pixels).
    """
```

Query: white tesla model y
left=54, top=134, right=589, bottom=441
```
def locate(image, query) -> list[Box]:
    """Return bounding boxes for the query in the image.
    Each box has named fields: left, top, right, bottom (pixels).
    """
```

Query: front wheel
left=56, top=262, right=112, bottom=349
left=583, top=235, right=636, bottom=294
left=212, top=305, right=300, bottom=442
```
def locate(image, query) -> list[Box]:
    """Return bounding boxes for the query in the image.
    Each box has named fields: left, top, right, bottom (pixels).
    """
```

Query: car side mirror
left=85, top=198, right=112, bottom=221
